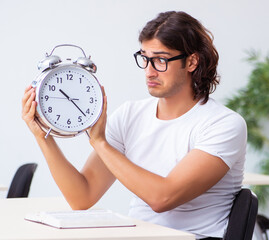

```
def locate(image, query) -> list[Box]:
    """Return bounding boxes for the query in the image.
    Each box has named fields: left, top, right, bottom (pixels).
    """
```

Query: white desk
left=0, top=184, right=8, bottom=191
left=0, top=197, right=195, bottom=240
left=243, top=172, right=269, bottom=185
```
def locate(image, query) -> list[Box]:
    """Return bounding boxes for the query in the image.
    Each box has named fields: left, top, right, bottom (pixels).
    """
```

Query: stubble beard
left=147, top=78, right=185, bottom=99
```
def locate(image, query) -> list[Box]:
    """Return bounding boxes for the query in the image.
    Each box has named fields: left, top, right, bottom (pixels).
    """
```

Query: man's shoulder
left=201, top=98, right=241, bottom=116
left=198, top=98, right=246, bottom=128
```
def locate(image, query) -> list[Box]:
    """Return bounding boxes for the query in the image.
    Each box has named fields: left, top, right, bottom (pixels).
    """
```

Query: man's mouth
left=147, top=80, right=161, bottom=87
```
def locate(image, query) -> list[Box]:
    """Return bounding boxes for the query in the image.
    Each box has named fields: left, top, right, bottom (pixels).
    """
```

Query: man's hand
left=87, top=86, right=107, bottom=146
left=21, top=85, right=46, bottom=139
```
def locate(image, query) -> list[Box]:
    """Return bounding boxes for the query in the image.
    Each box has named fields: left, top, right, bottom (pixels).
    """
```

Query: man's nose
left=145, top=61, right=158, bottom=78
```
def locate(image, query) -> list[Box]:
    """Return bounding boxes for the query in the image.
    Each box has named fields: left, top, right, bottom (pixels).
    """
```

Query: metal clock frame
left=32, top=44, right=103, bottom=139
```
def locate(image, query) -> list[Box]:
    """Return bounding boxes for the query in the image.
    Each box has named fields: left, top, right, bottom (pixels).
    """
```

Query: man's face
left=141, top=38, right=191, bottom=99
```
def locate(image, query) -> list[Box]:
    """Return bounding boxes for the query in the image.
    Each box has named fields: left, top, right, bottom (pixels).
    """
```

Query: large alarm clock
left=32, top=44, right=103, bottom=139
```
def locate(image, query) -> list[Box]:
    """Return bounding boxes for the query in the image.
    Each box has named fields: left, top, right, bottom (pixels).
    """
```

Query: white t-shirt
left=106, top=97, right=247, bottom=239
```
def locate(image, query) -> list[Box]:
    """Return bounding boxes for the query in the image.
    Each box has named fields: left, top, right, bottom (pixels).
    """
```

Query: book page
left=25, top=209, right=136, bottom=229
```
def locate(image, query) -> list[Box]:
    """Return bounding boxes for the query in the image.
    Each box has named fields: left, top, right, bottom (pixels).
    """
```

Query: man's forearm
left=35, top=136, right=91, bottom=209
left=91, top=139, right=168, bottom=212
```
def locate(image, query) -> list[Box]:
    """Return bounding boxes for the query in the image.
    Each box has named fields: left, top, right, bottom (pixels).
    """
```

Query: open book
left=25, top=209, right=136, bottom=229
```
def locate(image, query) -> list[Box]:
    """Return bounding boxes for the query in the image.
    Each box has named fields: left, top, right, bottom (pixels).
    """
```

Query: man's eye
left=155, top=58, right=166, bottom=64
left=141, top=56, right=148, bottom=62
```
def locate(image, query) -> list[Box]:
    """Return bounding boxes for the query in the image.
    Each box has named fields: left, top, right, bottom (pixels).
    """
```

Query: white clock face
left=36, top=65, right=103, bottom=133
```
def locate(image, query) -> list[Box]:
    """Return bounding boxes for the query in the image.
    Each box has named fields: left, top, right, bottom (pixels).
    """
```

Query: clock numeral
left=49, top=85, right=56, bottom=91
left=67, top=74, right=73, bottom=80
left=56, top=115, right=61, bottom=121
left=56, top=77, right=63, bottom=83
left=86, top=86, right=91, bottom=92
left=45, top=95, right=49, bottom=101
left=67, top=119, right=71, bottom=125
left=86, top=108, right=90, bottom=114
left=79, top=78, right=82, bottom=84
left=48, top=107, right=52, bottom=113
left=89, top=97, right=94, bottom=103
left=78, top=116, right=82, bottom=122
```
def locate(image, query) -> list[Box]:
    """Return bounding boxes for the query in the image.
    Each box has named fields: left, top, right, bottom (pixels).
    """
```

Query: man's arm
left=22, top=86, right=116, bottom=210
left=37, top=136, right=116, bottom=210
left=88, top=91, right=229, bottom=213
left=92, top=140, right=228, bottom=213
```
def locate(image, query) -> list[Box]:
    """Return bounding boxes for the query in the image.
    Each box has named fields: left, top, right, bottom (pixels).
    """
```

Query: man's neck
left=156, top=94, right=199, bottom=120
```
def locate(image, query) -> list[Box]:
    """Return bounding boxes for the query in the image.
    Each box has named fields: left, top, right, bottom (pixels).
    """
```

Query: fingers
left=24, top=90, right=35, bottom=114
left=101, top=86, right=106, bottom=97
left=22, top=86, right=36, bottom=120
left=21, top=86, right=45, bottom=138
left=29, top=100, right=37, bottom=117
left=101, top=86, right=107, bottom=113
left=22, top=86, right=34, bottom=108
left=24, top=85, right=32, bottom=94
left=85, top=86, right=108, bottom=145
left=99, top=87, right=107, bottom=122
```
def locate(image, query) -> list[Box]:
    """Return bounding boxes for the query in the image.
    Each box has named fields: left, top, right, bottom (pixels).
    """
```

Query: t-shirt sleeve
left=194, top=112, right=247, bottom=169
left=105, top=102, right=129, bottom=154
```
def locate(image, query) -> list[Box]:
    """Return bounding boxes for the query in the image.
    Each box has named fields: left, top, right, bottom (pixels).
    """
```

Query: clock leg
left=85, top=131, right=90, bottom=140
left=45, top=128, right=52, bottom=139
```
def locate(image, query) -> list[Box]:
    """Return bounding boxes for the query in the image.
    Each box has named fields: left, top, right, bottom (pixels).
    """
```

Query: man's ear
left=187, top=53, right=199, bottom=73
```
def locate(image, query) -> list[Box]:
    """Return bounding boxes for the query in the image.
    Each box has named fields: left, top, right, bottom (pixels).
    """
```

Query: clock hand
left=49, top=96, right=79, bottom=100
left=59, top=89, right=86, bottom=117
left=71, top=100, right=86, bottom=117
left=59, top=89, right=71, bottom=100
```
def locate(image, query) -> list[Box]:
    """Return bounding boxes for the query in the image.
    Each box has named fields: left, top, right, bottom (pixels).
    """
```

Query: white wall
left=0, top=0, right=268, bottom=214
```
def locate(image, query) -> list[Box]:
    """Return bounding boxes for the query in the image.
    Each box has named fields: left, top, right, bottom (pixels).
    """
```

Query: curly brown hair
left=139, top=11, right=220, bottom=104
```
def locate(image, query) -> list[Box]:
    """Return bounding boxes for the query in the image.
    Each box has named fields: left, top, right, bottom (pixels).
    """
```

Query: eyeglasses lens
left=153, top=58, right=167, bottom=72
left=136, top=54, right=148, bottom=69
left=136, top=54, right=167, bottom=72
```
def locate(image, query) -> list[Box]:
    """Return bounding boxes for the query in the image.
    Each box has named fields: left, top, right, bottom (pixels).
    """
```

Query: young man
left=22, top=11, right=247, bottom=240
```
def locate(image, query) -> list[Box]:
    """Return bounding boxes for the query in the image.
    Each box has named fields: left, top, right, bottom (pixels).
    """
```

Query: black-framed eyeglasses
left=133, top=51, right=187, bottom=72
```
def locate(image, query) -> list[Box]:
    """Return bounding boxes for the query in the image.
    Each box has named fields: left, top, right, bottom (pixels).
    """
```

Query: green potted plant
left=226, top=50, right=269, bottom=207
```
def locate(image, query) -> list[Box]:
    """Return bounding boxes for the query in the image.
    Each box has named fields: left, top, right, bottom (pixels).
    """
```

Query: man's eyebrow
left=153, top=51, right=172, bottom=55
left=140, top=49, right=172, bottom=56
